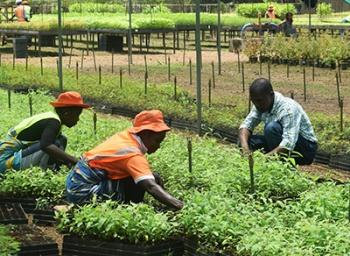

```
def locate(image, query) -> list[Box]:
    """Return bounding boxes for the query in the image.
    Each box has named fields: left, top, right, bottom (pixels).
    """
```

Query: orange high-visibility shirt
left=84, top=130, right=153, bottom=183
left=14, top=6, right=25, bottom=22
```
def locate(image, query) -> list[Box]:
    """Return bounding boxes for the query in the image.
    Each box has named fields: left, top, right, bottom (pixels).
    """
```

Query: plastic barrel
left=13, top=37, right=28, bottom=59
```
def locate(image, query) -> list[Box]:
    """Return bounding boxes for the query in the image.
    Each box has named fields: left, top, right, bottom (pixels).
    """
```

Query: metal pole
left=217, top=0, right=221, bottom=75
left=128, top=0, right=133, bottom=75
left=195, top=0, right=202, bottom=135
left=58, top=0, right=63, bottom=91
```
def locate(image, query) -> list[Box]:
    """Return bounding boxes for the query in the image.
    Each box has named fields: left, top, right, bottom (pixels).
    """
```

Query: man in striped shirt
left=239, top=78, right=318, bottom=165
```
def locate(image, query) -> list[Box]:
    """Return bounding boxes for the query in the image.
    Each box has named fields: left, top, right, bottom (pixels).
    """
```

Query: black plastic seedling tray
left=10, top=224, right=59, bottom=256
left=0, top=203, right=28, bottom=224
left=62, top=235, right=184, bottom=256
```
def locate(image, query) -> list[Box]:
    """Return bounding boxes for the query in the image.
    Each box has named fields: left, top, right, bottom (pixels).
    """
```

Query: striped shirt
left=240, top=91, right=317, bottom=151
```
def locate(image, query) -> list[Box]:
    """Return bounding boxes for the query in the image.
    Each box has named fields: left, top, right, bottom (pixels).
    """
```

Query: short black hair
left=250, top=78, right=274, bottom=96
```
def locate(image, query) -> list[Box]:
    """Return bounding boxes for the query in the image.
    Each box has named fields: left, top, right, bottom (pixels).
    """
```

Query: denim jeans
left=248, top=121, right=317, bottom=165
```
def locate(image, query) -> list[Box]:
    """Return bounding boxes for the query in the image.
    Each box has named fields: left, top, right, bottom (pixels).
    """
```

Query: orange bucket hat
left=50, top=91, right=90, bottom=108
left=129, top=110, right=170, bottom=133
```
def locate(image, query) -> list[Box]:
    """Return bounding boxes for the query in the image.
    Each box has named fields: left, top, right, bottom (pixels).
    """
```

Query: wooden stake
left=182, top=31, right=186, bottom=66
left=144, top=70, right=148, bottom=94
left=40, top=57, right=43, bottom=75
left=68, top=44, right=73, bottom=68
left=111, top=50, right=114, bottom=74
left=28, top=94, right=33, bottom=116
left=168, top=56, right=171, bottom=81
left=338, top=60, right=342, bottom=83
left=187, top=137, right=192, bottom=173
left=287, top=61, right=289, bottom=78
left=80, top=49, right=84, bottom=69
left=211, top=61, right=216, bottom=88
left=144, top=55, right=148, bottom=75
left=340, top=98, right=344, bottom=133
left=303, top=67, right=306, bottom=102
left=268, top=60, right=271, bottom=81
left=242, top=63, right=245, bottom=92
left=93, top=112, right=97, bottom=135
left=98, top=65, right=102, bottom=84
left=12, top=52, right=15, bottom=70
left=119, top=68, right=123, bottom=89
left=174, top=76, right=177, bottom=100
left=7, top=89, right=11, bottom=109
left=208, top=79, right=212, bottom=107
left=25, top=55, right=28, bottom=71
left=248, top=154, right=255, bottom=194
left=0, top=53, right=2, bottom=67
left=259, top=53, right=262, bottom=75
left=237, top=51, right=240, bottom=73
left=189, top=58, right=192, bottom=85
left=312, top=61, right=315, bottom=81
left=92, top=45, right=97, bottom=71
left=336, top=72, right=341, bottom=106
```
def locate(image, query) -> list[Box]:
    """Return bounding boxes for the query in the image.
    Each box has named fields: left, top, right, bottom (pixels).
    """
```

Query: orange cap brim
left=129, top=123, right=171, bottom=133
left=50, top=102, right=90, bottom=108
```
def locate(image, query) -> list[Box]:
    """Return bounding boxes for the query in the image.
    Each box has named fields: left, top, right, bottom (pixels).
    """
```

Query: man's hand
left=153, top=172, right=164, bottom=188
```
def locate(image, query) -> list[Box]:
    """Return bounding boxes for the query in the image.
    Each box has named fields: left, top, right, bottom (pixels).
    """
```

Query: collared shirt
left=240, top=91, right=317, bottom=151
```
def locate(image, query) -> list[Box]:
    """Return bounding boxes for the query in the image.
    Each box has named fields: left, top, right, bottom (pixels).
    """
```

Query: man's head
left=268, top=5, right=274, bottom=12
left=50, top=91, right=90, bottom=128
left=22, top=0, right=28, bottom=5
left=15, top=0, right=22, bottom=5
left=129, top=110, right=170, bottom=154
left=249, top=78, right=274, bottom=113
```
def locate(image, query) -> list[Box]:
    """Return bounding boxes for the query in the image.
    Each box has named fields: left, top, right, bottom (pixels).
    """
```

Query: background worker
left=279, top=12, right=297, bottom=37
left=10, top=0, right=25, bottom=22
left=0, top=91, right=90, bottom=174
left=22, top=0, right=31, bottom=22
left=265, top=5, right=278, bottom=19
left=238, top=78, right=318, bottom=165
left=66, top=110, right=184, bottom=210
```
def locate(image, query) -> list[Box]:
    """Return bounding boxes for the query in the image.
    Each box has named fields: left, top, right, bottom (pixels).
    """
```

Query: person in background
left=265, top=5, right=278, bottom=19
left=10, top=0, right=25, bottom=22
left=279, top=12, right=297, bottom=37
left=0, top=91, right=90, bottom=174
left=238, top=78, right=318, bottom=165
left=66, top=110, right=184, bottom=210
left=22, top=0, right=31, bottom=22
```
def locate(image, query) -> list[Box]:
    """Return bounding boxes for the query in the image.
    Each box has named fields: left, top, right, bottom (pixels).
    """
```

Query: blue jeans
left=248, top=121, right=317, bottom=165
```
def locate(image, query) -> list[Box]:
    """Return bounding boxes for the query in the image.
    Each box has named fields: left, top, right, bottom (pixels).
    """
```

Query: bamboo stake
left=187, top=137, right=192, bottom=173
left=211, top=61, right=216, bottom=88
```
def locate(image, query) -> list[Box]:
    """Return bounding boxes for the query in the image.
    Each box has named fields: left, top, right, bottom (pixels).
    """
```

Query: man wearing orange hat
left=0, top=91, right=89, bottom=174
left=265, top=5, right=277, bottom=19
left=66, top=110, right=183, bottom=210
